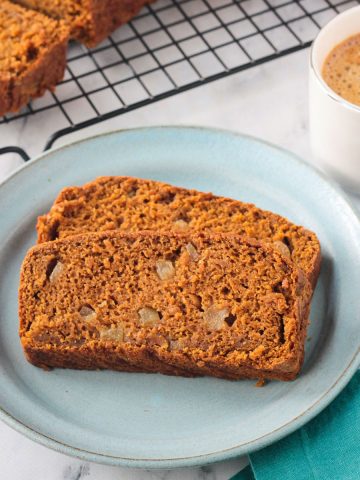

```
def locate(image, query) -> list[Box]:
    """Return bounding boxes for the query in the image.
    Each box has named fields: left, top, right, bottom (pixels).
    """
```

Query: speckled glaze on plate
left=0, top=127, right=359, bottom=468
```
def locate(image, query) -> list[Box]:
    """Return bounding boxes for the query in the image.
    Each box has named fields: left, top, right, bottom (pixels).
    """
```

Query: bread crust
left=82, top=0, right=155, bottom=47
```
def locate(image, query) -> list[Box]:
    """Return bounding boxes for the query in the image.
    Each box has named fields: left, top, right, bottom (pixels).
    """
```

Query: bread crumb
left=255, top=379, right=267, bottom=387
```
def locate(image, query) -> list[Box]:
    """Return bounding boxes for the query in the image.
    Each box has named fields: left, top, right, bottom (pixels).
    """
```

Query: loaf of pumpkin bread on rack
left=0, top=0, right=69, bottom=116
left=37, top=176, right=321, bottom=290
left=13, top=0, right=154, bottom=47
left=19, top=231, right=312, bottom=381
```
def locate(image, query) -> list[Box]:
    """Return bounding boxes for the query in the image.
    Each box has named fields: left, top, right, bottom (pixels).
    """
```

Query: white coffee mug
left=309, top=6, right=360, bottom=193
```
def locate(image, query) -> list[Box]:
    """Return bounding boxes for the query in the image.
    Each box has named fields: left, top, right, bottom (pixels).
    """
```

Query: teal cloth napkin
left=231, top=371, right=360, bottom=480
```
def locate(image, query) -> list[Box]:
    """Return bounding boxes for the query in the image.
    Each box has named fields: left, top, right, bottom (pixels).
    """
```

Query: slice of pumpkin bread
left=19, top=231, right=311, bottom=381
left=37, top=176, right=321, bottom=289
left=0, top=0, right=68, bottom=116
left=13, top=0, right=153, bottom=47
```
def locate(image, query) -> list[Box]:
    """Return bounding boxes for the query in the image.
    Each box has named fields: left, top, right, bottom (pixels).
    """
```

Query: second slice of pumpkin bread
left=37, top=177, right=321, bottom=290
left=19, top=231, right=311, bottom=381
left=13, top=0, right=153, bottom=47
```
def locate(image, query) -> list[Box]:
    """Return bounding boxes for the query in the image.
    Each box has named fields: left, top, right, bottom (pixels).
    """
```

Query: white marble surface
left=1, top=46, right=355, bottom=479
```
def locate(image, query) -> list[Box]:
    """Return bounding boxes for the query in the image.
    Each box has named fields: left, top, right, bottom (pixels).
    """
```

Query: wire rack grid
left=0, top=0, right=359, bottom=157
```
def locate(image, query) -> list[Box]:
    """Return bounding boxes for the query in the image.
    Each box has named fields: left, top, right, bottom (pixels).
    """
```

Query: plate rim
left=0, top=126, right=359, bottom=468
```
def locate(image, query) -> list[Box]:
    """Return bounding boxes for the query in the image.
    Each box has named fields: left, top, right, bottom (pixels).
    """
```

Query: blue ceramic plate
left=0, top=127, right=359, bottom=468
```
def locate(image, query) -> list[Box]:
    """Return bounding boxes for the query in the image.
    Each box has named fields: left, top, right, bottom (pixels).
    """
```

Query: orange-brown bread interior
left=19, top=231, right=311, bottom=381
left=0, top=0, right=68, bottom=115
left=13, top=0, right=154, bottom=47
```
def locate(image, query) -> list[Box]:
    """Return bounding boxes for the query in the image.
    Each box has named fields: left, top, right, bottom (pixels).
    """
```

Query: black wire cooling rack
left=0, top=0, right=358, bottom=159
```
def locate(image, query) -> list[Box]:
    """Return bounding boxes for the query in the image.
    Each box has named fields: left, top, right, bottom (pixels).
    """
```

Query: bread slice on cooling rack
left=13, top=0, right=154, bottom=47
left=0, top=0, right=68, bottom=116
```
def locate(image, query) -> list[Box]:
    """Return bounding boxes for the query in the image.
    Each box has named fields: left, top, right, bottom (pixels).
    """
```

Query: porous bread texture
left=13, top=0, right=153, bottom=47
left=0, top=0, right=68, bottom=116
left=37, top=176, right=321, bottom=289
left=19, top=231, right=311, bottom=381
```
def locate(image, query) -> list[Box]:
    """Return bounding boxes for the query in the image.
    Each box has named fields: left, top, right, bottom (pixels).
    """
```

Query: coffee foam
left=322, top=33, right=360, bottom=107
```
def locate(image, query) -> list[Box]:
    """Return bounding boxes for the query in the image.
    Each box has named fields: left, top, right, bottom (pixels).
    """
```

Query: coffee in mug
left=322, top=33, right=360, bottom=107
left=309, top=6, right=360, bottom=193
